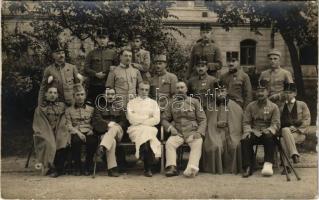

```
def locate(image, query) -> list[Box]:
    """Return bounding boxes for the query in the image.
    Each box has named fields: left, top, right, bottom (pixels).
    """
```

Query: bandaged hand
left=108, top=121, right=117, bottom=128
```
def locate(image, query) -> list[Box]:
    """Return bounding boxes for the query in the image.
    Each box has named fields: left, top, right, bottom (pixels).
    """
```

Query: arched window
left=240, top=39, right=256, bottom=65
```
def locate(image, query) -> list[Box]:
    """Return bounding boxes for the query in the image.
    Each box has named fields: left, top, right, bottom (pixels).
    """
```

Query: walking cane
left=92, top=153, right=97, bottom=179
left=25, top=140, right=34, bottom=168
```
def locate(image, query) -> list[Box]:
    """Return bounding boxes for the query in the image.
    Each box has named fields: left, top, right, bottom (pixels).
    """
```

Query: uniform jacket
left=161, top=95, right=207, bottom=139
left=132, top=48, right=151, bottom=81
left=187, top=41, right=222, bottom=78
left=84, top=47, right=118, bottom=86
left=259, top=67, right=293, bottom=97
left=32, top=101, right=69, bottom=174
left=38, top=63, right=80, bottom=106
left=188, top=73, right=217, bottom=110
left=220, top=69, right=252, bottom=108
left=105, top=63, right=143, bottom=96
left=65, top=104, right=94, bottom=134
left=243, top=99, right=280, bottom=136
left=280, top=100, right=311, bottom=134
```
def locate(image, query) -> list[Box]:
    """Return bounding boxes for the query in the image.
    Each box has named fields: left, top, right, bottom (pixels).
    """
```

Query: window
left=226, top=51, right=239, bottom=62
left=240, top=39, right=256, bottom=65
left=194, top=0, right=205, bottom=7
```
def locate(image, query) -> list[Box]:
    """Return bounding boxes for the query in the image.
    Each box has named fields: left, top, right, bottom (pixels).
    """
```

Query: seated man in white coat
left=126, top=81, right=161, bottom=177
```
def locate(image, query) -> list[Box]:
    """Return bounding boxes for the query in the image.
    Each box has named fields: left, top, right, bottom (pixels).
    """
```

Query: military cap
left=45, top=80, right=59, bottom=92
left=50, top=40, right=65, bottom=53
left=267, top=48, right=281, bottom=57
left=213, top=80, right=226, bottom=90
left=283, top=82, right=297, bottom=92
left=200, top=23, right=212, bottom=31
left=73, top=83, right=85, bottom=93
left=195, top=55, right=208, bottom=65
left=132, top=34, right=142, bottom=40
left=154, top=54, right=167, bottom=62
left=96, top=27, right=108, bottom=37
left=257, top=79, right=269, bottom=90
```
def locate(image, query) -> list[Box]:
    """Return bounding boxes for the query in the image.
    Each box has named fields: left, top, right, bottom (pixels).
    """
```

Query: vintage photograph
left=1, top=1, right=318, bottom=199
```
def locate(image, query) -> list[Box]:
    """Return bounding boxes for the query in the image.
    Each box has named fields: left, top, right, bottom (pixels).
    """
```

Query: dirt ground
left=1, top=153, right=318, bottom=199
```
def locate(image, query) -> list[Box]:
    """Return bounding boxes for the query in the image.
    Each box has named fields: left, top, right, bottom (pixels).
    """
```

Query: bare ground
left=1, top=154, right=318, bottom=199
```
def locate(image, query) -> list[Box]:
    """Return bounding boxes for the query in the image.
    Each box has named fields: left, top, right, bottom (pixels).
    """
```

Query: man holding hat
left=65, top=83, right=98, bottom=175
left=220, top=58, right=252, bottom=108
left=150, top=54, right=178, bottom=110
left=33, top=82, right=69, bottom=178
left=38, top=40, right=81, bottom=106
left=279, top=82, right=310, bottom=170
left=202, top=80, right=243, bottom=174
left=241, top=79, right=280, bottom=178
left=92, top=88, right=128, bottom=177
left=259, top=48, right=293, bottom=106
left=188, top=55, right=217, bottom=110
left=130, top=34, right=151, bottom=82
left=85, top=27, right=118, bottom=104
left=162, top=81, right=207, bottom=178
left=187, top=23, right=222, bottom=79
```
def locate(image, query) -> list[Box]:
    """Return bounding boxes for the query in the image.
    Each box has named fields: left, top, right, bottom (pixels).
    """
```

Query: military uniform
left=38, top=63, right=80, bottom=106
left=84, top=47, right=118, bottom=102
left=187, top=42, right=222, bottom=78
left=151, top=70, right=178, bottom=110
left=188, top=73, right=216, bottom=110
left=162, top=95, right=207, bottom=174
left=92, top=103, right=128, bottom=170
left=132, top=48, right=151, bottom=81
left=241, top=99, right=280, bottom=170
left=65, top=103, right=98, bottom=173
left=105, top=63, right=143, bottom=106
left=220, top=69, right=252, bottom=108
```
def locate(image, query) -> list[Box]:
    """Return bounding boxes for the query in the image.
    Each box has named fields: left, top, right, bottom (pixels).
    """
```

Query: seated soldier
left=202, top=80, right=243, bottom=174
left=162, top=82, right=207, bottom=178
left=280, top=82, right=311, bottom=174
left=93, top=88, right=128, bottom=177
left=241, top=80, right=280, bottom=178
left=65, top=84, right=98, bottom=176
left=126, top=81, right=161, bottom=177
left=33, top=81, right=69, bottom=178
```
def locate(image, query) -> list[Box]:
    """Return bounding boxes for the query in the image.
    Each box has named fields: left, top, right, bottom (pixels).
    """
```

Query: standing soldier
left=241, top=80, right=280, bottom=178
left=84, top=28, right=118, bottom=104
left=188, top=56, right=217, bottom=110
left=150, top=54, right=178, bottom=111
left=187, top=23, right=222, bottom=79
left=220, top=58, right=252, bottom=108
left=162, top=82, right=207, bottom=178
left=130, top=34, right=151, bottom=82
left=259, top=49, right=293, bottom=106
left=38, top=41, right=80, bottom=106
left=65, top=84, right=98, bottom=176
left=105, top=47, right=143, bottom=106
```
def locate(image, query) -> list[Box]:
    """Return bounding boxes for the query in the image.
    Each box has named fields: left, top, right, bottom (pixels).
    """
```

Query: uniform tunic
left=132, top=48, right=151, bottom=81
left=65, top=104, right=94, bottom=134
left=38, top=63, right=80, bottom=106
left=220, top=69, right=252, bottom=108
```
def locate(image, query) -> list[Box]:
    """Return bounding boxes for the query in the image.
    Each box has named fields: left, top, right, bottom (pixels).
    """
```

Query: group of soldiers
left=33, top=23, right=311, bottom=179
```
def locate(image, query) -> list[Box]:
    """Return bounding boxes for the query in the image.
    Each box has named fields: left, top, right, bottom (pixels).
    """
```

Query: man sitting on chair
left=241, top=79, right=280, bottom=178
left=126, top=81, right=161, bottom=177
left=162, top=81, right=207, bottom=178
left=93, top=88, right=128, bottom=177
left=279, top=82, right=310, bottom=173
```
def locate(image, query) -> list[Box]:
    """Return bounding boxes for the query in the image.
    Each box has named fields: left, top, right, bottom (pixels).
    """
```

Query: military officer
left=38, top=41, right=80, bottom=106
left=65, top=84, right=98, bottom=175
left=259, top=49, right=293, bottom=106
left=241, top=80, right=281, bottom=178
left=220, top=58, right=252, bottom=108
left=279, top=82, right=310, bottom=173
left=187, top=23, right=222, bottom=79
left=105, top=47, right=143, bottom=107
left=150, top=54, right=178, bottom=111
left=162, top=81, right=207, bottom=178
left=84, top=28, right=118, bottom=104
left=188, top=56, right=217, bottom=110
left=93, top=88, right=128, bottom=177
left=130, top=34, right=151, bottom=82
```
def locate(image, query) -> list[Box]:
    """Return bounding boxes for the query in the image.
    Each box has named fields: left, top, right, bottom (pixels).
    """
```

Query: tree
left=206, top=1, right=318, bottom=98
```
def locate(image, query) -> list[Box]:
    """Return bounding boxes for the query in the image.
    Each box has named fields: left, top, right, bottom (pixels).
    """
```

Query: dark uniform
left=84, top=46, right=118, bottom=103
left=220, top=69, right=252, bottom=108
left=65, top=103, right=97, bottom=173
